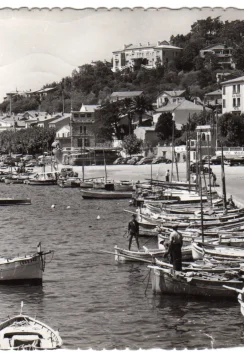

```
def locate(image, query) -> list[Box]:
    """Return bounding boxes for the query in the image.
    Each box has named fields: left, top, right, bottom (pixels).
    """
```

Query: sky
left=1, top=3, right=244, bottom=102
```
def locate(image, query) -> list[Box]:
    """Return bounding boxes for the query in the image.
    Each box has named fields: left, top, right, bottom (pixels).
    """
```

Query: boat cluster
left=106, top=179, right=244, bottom=318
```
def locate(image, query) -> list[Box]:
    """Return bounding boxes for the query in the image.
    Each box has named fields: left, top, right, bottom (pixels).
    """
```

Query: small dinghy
left=0, top=302, right=62, bottom=350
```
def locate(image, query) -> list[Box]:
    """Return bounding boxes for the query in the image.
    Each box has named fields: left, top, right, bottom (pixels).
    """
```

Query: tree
left=155, top=112, right=175, bottom=143
left=232, top=44, right=244, bottom=70
left=131, top=96, right=153, bottom=126
left=122, top=134, right=143, bottom=156
left=218, top=113, right=244, bottom=146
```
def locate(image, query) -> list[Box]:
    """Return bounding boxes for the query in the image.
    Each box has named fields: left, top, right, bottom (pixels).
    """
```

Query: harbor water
left=0, top=183, right=243, bottom=350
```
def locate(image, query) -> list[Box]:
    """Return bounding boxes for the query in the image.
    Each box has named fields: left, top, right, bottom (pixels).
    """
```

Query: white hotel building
left=112, top=41, right=182, bottom=72
left=221, top=76, right=244, bottom=114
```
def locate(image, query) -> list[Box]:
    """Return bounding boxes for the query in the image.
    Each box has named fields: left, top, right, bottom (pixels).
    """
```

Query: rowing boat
left=0, top=302, right=62, bottom=350
left=80, top=189, right=132, bottom=199
left=192, top=242, right=244, bottom=261
left=114, top=245, right=165, bottom=263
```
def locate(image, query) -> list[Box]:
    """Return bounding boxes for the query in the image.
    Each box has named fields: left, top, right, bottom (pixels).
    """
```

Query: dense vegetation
left=0, top=127, right=56, bottom=155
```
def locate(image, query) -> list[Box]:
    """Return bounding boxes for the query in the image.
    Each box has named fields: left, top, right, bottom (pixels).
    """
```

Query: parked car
left=210, top=155, right=224, bottom=165
left=152, top=157, right=172, bottom=164
left=136, top=157, right=154, bottom=165
left=127, top=156, right=144, bottom=165
left=113, top=157, right=124, bottom=165
left=201, top=155, right=212, bottom=164
left=190, top=163, right=212, bottom=174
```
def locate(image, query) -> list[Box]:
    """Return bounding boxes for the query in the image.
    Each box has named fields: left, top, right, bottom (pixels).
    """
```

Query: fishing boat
left=0, top=198, right=31, bottom=205
left=80, top=180, right=93, bottom=188
left=57, top=177, right=81, bottom=188
left=0, top=243, right=53, bottom=284
left=0, top=302, right=62, bottom=350
left=80, top=189, right=132, bottom=199
left=149, top=265, right=243, bottom=298
left=113, top=181, right=134, bottom=191
left=114, top=245, right=165, bottom=263
left=192, top=241, right=244, bottom=261
left=25, top=172, right=57, bottom=185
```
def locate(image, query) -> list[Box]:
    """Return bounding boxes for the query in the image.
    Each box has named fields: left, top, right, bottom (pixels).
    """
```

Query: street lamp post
left=170, top=112, right=175, bottom=182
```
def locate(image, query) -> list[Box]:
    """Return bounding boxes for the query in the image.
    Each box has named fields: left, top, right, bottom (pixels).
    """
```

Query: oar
left=99, top=250, right=153, bottom=263
left=223, top=285, right=244, bottom=293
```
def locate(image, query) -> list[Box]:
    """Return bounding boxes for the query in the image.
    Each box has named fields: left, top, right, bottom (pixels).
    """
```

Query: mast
left=199, top=133, right=204, bottom=243
left=174, top=151, right=179, bottom=181
left=170, top=113, right=175, bottom=182
left=207, top=135, right=212, bottom=206
left=82, top=150, right=85, bottom=181
left=103, top=149, right=107, bottom=183
left=221, top=144, right=227, bottom=209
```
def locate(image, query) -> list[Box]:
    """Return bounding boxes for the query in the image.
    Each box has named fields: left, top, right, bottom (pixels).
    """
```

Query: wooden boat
left=4, top=176, right=23, bottom=184
left=114, top=245, right=165, bottom=263
left=114, top=181, right=134, bottom=191
left=0, top=244, right=53, bottom=284
left=149, top=265, right=243, bottom=298
left=157, top=235, right=193, bottom=261
left=80, top=181, right=93, bottom=188
left=192, top=242, right=244, bottom=261
left=58, top=178, right=81, bottom=188
left=0, top=302, right=62, bottom=350
left=0, top=198, right=31, bottom=205
left=80, top=189, right=132, bottom=199
left=25, top=172, right=57, bottom=185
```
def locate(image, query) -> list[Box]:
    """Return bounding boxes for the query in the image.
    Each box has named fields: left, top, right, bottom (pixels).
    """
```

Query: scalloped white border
left=0, top=1, right=243, bottom=9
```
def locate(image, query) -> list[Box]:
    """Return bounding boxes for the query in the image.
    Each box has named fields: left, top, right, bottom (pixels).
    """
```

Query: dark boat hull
left=80, top=189, right=132, bottom=199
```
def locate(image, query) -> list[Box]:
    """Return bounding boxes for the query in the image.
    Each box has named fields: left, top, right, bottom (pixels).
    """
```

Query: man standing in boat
left=164, top=225, right=183, bottom=271
left=128, top=214, right=140, bottom=251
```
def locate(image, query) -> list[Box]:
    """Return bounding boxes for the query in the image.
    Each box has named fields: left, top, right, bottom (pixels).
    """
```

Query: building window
left=223, top=99, right=226, bottom=108
left=78, top=138, right=83, bottom=147
left=233, top=98, right=236, bottom=107
left=237, top=97, right=241, bottom=106
left=237, top=84, right=240, bottom=94
left=223, top=86, right=226, bottom=95
left=84, top=138, right=90, bottom=147
left=80, top=113, right=85, bottom=117
left=74, top=113, right=79, bottom=118
left=62, top=133, right=65, bottom=137
left=80, top=126, right=82, bottom=134
left=233, top=85, right=237, bottom=94
left=83, top=126, right=87, bottom=134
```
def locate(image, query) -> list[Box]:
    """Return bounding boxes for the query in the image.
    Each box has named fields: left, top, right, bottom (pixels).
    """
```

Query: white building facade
left=221, top=76, right=244, bottom=114
left=112, top=41, right=182, bottom=72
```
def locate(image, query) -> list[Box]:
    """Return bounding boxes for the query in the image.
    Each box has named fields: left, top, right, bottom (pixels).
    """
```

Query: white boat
left=0, top=244, right=53, bottom=284
left=25, top=172, right=57, bottom=185
left=114, top=245, right=165, bottom=263
left=0, top=302, right=62, bottom=350
left=192, top=242, right=244, bottom=261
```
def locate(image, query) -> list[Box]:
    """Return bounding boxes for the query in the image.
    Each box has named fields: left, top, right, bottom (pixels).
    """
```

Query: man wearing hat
left=128, top=214, right=140, bottom=251
left=164, top=225, right=183, bottom=271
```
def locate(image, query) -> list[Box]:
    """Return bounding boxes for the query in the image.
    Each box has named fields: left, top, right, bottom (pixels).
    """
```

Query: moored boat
left=0, top=302, right=62, bottom=350
left=149, top=265, right=243, bottom=298
left=0, top=244, right=53, bottom=285
left=25, top=172, right=57, bottom=185
left=114, top=245, right=165, bottom=263
left=80, top=189, right=132, bottom=199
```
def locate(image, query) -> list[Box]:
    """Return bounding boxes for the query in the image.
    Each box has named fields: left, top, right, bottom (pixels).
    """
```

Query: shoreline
left=35, top=162, right=244, bottom=207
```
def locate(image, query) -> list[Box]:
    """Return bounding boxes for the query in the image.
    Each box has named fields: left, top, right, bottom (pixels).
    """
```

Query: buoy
left=67, top=206, right=70, bottom=209
left=51, top=204, right=56, bottom=209
left=97, top=215, right=101, bottom=220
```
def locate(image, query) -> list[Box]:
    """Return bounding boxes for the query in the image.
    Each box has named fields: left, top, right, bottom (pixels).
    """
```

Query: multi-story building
left=70, top=104, right=100, bottom=148
left=156, top=90, right=186, bottom=108
left=112, top=40, right=182, bottom=72
left=204, top=89, right=222, bottom=112
left=199, top=44, right=235, bottom=69
left=221, top=75, right=244, bottom=114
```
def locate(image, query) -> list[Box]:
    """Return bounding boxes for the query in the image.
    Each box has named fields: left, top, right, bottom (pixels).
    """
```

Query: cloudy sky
left=0, top=5, right=244, bottom=101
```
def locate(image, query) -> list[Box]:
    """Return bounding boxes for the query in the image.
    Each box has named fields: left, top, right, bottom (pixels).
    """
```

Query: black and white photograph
left=1, top=1, right=244, bottom=351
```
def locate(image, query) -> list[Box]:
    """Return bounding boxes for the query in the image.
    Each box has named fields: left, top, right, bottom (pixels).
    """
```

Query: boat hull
left=0, top=198, right=31, bottom=205
left=114, top=246, right=164, bottom=263
left=0, top=253, right=44, bottom=285
left=81, top=189, right=132, bottom=199
left=150, top=266, right=243, bottom=298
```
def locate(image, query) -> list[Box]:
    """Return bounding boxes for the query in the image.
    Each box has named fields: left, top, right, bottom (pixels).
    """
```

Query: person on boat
left=165, top=170, right=170, bottom=182
left=164, top=225, right=183, bottom=271
left=128, top=214, right=140, bottom=251
left=228, top=195, right=235, bottom=208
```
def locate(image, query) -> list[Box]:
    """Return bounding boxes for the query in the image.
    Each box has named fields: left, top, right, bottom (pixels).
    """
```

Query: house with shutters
left=221, top=75, right=244, bottom=114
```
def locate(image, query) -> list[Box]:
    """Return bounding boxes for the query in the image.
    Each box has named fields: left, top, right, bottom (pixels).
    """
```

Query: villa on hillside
left=112, top=40, right=182, bottom=72
left=199, top=43, right=235, bottom=69
left=156, top=90, right=186, bottom=108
